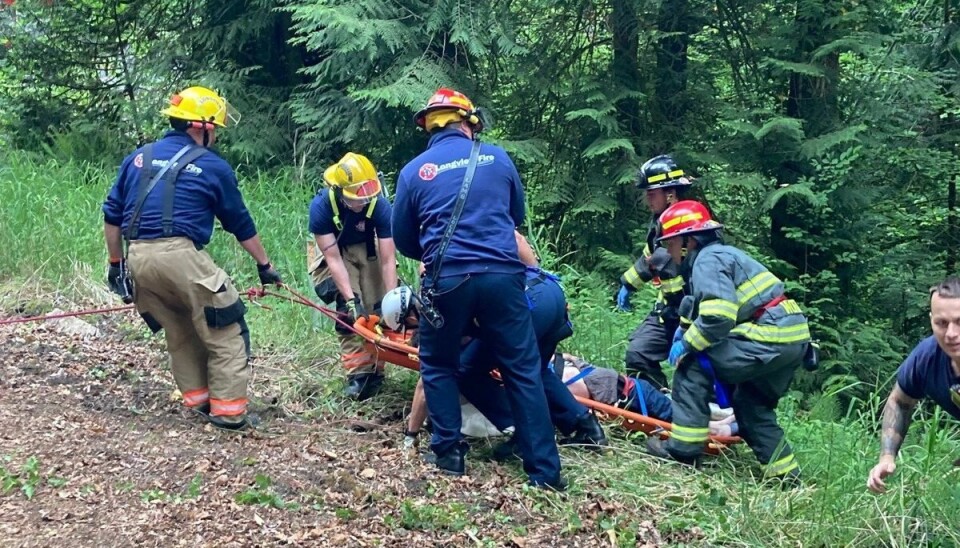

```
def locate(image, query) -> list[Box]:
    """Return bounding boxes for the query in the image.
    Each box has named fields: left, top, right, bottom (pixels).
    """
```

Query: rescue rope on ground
left=0, top=304, right=136, bottom=326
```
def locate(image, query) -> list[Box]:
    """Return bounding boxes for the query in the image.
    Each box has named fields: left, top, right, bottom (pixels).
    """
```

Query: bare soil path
left=0, top=314, right=662, bottom=547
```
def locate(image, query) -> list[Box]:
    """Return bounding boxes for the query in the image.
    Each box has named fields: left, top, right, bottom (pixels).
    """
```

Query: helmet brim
left=657, top=223, right=724, bottom=243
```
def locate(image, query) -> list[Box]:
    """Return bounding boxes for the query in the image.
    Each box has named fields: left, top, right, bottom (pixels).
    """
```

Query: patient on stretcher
left=559, top=353, right=737, bottom=438
left=402, top=351, right=737, bottom=448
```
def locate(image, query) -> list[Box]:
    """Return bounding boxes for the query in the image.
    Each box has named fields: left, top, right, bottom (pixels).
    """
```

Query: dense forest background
left=3, top=0, right=960, bottom=407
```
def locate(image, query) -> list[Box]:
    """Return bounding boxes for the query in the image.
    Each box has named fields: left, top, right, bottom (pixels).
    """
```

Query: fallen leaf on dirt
left=511, top=537, right=527, bottom=547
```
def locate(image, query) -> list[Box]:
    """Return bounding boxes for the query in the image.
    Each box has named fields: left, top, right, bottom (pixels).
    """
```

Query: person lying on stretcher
left=401, top=351, right=737, bottom=449
left=558, top=354, right=738, bottom=438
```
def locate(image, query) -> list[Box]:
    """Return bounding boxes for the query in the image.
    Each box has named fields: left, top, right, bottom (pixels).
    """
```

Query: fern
left=754, top=117, right=805, bottom=142
left=581, top=137, right=634, bottom=159
left=761, top=57, right=827, bottom=77
left=761, top=182, right=820, bottom=211
left=800, top=124, right=867, bottom=159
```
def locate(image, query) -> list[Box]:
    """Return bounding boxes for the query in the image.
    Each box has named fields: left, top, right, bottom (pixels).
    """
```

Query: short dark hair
left=929, top=276, right=960, bottom=301
left=169, top=117, right=190, bottom=131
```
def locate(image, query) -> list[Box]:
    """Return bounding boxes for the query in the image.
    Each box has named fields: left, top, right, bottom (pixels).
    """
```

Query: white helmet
left=381, top=286, right=415, bottom=330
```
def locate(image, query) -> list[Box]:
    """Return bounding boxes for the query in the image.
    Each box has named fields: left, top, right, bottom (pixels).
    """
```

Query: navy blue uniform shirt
left=308, top=189, right=393, bottom=246
left=896, top=336, right=960, bottom=420
left=392, top=128, right=525, bottom=278
left=102, top=131, right=257, bottom=246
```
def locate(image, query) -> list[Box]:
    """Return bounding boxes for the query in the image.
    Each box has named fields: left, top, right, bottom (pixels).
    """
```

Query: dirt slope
left=0, top=314, right=664, bottom=547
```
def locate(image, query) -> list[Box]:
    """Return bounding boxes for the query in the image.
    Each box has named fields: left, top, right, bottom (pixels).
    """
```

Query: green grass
left=1, top=149, right=959, bottom=545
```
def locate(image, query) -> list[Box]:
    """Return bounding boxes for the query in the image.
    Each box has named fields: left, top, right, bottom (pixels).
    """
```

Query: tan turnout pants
left=309, top=241, right=386, bottom=377
left=128, top=238, right=250, bottom=424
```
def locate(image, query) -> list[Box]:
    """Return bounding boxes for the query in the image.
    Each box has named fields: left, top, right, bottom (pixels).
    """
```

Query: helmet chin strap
left=187, top=120, right=212, bottom=147
left=680, top=235, right=698, bottom=279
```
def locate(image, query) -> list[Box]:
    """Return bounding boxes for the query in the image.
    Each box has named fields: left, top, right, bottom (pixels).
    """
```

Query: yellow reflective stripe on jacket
left=684, top=324, right=711, bottom=351
left=736, top=271, right=780, bottom=306
left=780, top=299, right=802, bottom=315
left=699, top=298, right=738, bottom=321
left=659, top=276, right=684, bottom=295
left=623, top=266, right=643, bottom=288
left=764, top=453, right=798, bottom=477
left=730, top=322, right=810, bottom=343
left=671, top=424, right=709, bottom=444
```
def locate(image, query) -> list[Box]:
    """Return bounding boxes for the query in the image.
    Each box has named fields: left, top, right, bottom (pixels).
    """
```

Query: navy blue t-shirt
left=896, top=336, right=960, bottom=420
left=102, top=131, right=257, bottom=246
left=308, top=189, right=393, bottom=246
left=392, top=129, right=526, bottom=278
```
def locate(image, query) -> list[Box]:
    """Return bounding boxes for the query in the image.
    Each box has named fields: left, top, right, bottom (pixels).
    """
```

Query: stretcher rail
left=352, top=316, right=741, bottom=454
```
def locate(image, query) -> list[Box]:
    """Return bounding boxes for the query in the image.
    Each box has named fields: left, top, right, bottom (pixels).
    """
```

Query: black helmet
left=636, top=154, right=693, bottom=190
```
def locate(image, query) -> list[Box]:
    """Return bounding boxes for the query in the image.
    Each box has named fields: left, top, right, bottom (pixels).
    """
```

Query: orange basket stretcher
left=353, top=316, right=740, bottom=454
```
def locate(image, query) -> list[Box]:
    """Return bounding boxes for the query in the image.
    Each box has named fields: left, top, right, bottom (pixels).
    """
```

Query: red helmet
left=413, top=87, right=483, bottom=132
left=657, top=200, right=723, bottom=242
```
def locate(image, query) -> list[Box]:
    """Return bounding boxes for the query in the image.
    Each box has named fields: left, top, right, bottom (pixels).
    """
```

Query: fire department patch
left=134, top=153, right=143, bottom=168
left=355, top=220, right=366, bottom=232
left=419, top=163, right=438, bottom=181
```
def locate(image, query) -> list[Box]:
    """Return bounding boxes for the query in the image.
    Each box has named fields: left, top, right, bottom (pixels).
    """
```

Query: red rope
left=0, top=284, right=362, bottom=335
left=246, top=283, right=364, bottom=335
left=0, top=304, right=136, bottom=326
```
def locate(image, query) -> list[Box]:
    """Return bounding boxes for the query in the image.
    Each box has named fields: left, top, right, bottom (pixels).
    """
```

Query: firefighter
left=308, top=152, right=397, bottom=400
left=392, top=87, right=564, bottom=490
left=617, top=155, right=694, bottom=389
left=456, top=264, right=608, bottom=456
left=648, top=200, right=810, bottom=481
left=102, top=86, right=282, bottom=431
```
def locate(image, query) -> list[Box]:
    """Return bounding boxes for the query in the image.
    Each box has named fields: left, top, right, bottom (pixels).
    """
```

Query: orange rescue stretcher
left=353, top=316, right=741, bottom=454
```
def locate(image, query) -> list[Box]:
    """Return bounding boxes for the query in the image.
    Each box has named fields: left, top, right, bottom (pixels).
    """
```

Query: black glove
left=647, top=247, right=673, bottom=277
left=107, top=261, right=134, bottom=304
left=345, top=296, right=368, bottom=321
left=257, top=262, right=282, bottom=286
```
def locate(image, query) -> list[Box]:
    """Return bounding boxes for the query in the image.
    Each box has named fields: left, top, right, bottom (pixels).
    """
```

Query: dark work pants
left=458, top=275, right=586, bottom=435
left=419, top=273, right=562, bottom=484
left=624, top=312, right=679, bottom=389
left=667, top=338, right=804, bottom=477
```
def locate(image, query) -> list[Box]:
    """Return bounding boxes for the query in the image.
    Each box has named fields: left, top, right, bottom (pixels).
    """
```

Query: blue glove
left=616, top=284, right=633, bottom=312
left=668, top=330, right=686, bottom=367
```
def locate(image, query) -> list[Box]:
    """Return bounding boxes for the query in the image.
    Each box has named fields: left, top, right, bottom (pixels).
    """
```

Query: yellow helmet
left=323, top=152, right=382, bottom=203
left=160, top=86, right=240, bottom=128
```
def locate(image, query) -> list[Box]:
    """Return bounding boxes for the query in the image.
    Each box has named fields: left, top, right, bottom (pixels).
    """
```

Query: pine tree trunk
left=770, top=0, right=841, bottom=272
left=652, top=0, right=696, bottom=149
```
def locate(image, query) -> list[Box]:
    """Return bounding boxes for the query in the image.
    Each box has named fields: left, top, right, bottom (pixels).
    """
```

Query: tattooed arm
left=867, top=385, right=919, bottom=494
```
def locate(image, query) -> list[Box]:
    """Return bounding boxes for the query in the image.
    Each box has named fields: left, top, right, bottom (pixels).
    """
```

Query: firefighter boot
left=559, top=413, right=608, bottom=450
left=646, top=436, right=701, bottom=467
left=492, top=436, right=522, bottom=462
left=344, top=373, right=384, bottom=401
left=424, top=441, right=468, bottom=476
